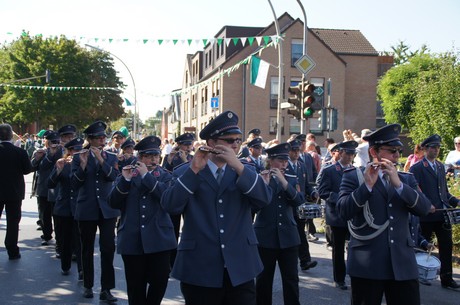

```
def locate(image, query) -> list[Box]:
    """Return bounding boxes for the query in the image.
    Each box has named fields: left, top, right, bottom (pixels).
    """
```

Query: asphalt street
left=0, top=173, right=459, bottom=304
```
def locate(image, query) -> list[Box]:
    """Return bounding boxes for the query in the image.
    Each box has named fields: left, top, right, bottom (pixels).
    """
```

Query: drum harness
left=347, top=169, right=390, bottom=241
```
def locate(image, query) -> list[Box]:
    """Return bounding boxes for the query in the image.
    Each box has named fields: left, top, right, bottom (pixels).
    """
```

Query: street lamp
left=85, top=44, right=138, bottom=139
left=267, top=0, right=284, bottom=141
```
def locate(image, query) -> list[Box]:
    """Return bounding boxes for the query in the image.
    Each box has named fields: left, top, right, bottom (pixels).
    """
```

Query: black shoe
left=55, top=252, right=61, bottom=259
left=335, top=282, right=348, bottom=290
left=441, top=279, right=460, bottom=289
left=61, top=269, right=70, bottom=276
left=8, top=253, right=21, bottom=260
left=301, top=260, right=318, bottom=271
left=41, top=240, right=50, bottom=246
left=78, top=271, right=83, bottom=281
left=83, top=288, right=93, bottom=298
left=100, top=289, right=117, bottom=302
left=71, top=253, right=77, bottom=261
left=36, top=226, right=42, bottom=231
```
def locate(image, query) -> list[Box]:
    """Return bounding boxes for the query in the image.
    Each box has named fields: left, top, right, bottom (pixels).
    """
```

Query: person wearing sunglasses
left=410, top=134, right=460, bottom=290
left=105, top=130, right=126, bottom=154
left=337, top=124, right=431, bottom=305
left=162, top=110, right=272, bottom=305
left=444, top=136, right=460, bottom=176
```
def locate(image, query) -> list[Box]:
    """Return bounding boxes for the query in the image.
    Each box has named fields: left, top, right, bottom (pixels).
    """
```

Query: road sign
left=210, top=97, right=219, bottom=109
left=294, top=54, right=316, bottom=75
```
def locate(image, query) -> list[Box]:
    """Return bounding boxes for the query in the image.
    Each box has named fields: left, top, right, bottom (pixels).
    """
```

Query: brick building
left=166, top=12, right=392, bottom=144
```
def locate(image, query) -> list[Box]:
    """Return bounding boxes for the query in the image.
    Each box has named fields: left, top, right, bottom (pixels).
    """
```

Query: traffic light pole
left=296, top=0, right=308, bottom=134
left=268, top=0, right=284, bottom=141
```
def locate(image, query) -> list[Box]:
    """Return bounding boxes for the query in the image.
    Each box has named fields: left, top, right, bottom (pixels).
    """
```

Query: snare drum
left=444, top=209, right=460, bottom=225
left=297, top=204, right=322, bottom=220
left=415, top=252, right=440, bottom=281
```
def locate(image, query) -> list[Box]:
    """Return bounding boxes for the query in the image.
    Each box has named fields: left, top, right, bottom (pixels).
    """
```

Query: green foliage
left=0, top=33, right=126, bottom=131
left=446, top=175, right=460, bottom=254
left=378, top=51, right=460, bottom=157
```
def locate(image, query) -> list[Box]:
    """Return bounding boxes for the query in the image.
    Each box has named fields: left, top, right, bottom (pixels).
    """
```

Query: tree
left=378, top=51, right=460, bottom=157
left=0, top=33, right=125, bottom=131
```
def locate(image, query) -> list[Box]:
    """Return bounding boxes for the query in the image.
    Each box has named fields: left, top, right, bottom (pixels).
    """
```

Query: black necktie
left=216, top=168, right=223, bottom=185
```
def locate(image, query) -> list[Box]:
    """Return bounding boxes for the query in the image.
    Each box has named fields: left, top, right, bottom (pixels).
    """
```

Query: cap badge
left=228, top=112, right=233, bottom=118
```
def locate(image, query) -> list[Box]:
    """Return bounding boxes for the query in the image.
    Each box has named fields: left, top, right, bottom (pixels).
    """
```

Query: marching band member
left=410, top=134, right=460, bottom=289
left=71, top=121, right=120, bottom=301
left=254, top=142, right=304, bottom=305
left=162, top=132, right=194, bottom=172
left=48, top=137, right=83, bottom=276
left=161, top=111, right=272, bottom=305
left=337, top=124, right=431, bottom=305
left=109, top=135, right=176, bottom=305
left=316, top=141, right=358, bottom=290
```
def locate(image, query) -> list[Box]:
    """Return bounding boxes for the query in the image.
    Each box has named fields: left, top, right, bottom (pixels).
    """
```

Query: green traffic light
left=304, top=107, right=314, bottom=117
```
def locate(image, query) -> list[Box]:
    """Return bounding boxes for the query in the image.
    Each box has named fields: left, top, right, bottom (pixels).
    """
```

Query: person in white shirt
left=445, top=136, right=460, bottom=176
left=353, top=129, right=372, bottom=169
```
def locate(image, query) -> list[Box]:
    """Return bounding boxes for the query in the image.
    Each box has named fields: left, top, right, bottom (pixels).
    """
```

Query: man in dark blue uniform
left=241, top=137, right=265, bottom=173
left=117, top=138, right=136, bottom=169
left=71, top=120, right=120, bottom=301
left=58, top=124, right=77, bottom=145
left=316, top=140, right=358, bottom=290
left=109, top=135, right=176, bottom=305
left=286, top=139, right=318, bottom=271
left=237, top=128, right=261, bottom=159
left=254, top=142, right=304, bottom=305
left=337, top=124, right=431, bottom=305
left=163, top=132, right=194, bottom=172
left=410, top=134, right=460, bottom=289
left=0, top=124, right=32, bottom=259
left=31, top=130, right=62, bottom=245
left=161, top=111, right=272, bottom=305
left=48, top=137, right=83, bottom=275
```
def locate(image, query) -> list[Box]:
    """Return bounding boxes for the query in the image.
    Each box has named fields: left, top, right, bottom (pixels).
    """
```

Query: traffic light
left=330, top=108, right=338, bottom=131
left=287, top=84, right=302, bottom=120
left=301, top=81, right=316, bottom=117
left=318, top=108, right=328, bottom=131
left=304, top=107, right=314, bottom=118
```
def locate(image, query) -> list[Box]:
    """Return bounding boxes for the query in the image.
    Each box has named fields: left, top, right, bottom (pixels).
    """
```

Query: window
left=270, top=77, right=278, bottom=109
left=291, top=39, right=303, bottom=67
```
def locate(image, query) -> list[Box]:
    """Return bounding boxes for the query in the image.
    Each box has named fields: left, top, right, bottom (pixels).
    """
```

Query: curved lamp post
left=85, top=44, right=138, bottom=139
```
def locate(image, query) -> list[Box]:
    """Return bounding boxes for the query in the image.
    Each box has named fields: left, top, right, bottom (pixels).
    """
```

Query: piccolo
left=73, top=149, right=89, bottom=155
left=198, top=147, right=222, bottom=154
left=260, top=169, right=285, bottom=176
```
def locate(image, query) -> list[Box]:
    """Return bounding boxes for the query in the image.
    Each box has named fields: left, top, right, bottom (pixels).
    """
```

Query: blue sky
left=1, top=0, right=459, bottom=120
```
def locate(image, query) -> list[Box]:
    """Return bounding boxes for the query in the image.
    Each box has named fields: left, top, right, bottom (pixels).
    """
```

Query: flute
left=198, top=147, right=222, bottom=154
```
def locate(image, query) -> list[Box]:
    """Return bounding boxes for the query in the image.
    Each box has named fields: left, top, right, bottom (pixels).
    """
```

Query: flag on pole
left=250, top=55, right=270, bottom=89
left=124, top=98, right=133, bottom=106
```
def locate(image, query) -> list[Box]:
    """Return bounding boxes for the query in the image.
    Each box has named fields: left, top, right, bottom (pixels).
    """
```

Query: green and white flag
left=124, top=98, right=133, bottom=106
left=250, top=55, right=270, bottom=89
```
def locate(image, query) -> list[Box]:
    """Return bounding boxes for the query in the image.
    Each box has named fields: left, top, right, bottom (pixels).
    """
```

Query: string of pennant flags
left=3, top=31, right=282, bottom=48
left=0, top=39, right=278, bottom=98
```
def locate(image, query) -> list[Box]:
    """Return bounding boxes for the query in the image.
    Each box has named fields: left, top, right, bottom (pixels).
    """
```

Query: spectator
left=403, top=144, right=424, bottom=172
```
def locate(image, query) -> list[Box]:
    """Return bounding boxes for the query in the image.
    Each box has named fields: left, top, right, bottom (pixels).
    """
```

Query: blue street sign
left=211, top=97, right=219, bottom=109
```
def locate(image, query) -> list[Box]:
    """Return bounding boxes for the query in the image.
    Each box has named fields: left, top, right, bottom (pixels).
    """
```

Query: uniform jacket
left=161, top=163, right=272, bottom=288
left=410, top=157, right=459, bottom=222
left=242, top=155, right=264, bottom=173
left=48, top=163, right=77, bottom=217
left=163, top=153, right=193, bottom=172
left=0, top=141, right=32, bottom=201
left=299, top=151, right=317, bottom=183
left=317, top=162, right=348, bottom=227
left=286, top=160, right=314, bottom=199
left=337, top=168, right=431, bottom=280
left=254, top=173, right=304, bottom=249
left=71, top=151, right=120, bottom=221
left=109, top=166, right=176, bottom=255
left=31, top=148, right=62, bottom=199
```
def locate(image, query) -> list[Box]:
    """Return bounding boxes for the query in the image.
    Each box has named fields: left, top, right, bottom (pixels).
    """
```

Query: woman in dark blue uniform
left=254, top=142, right=304, bottom=305
left=108, top=136, right=176, bottom=305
